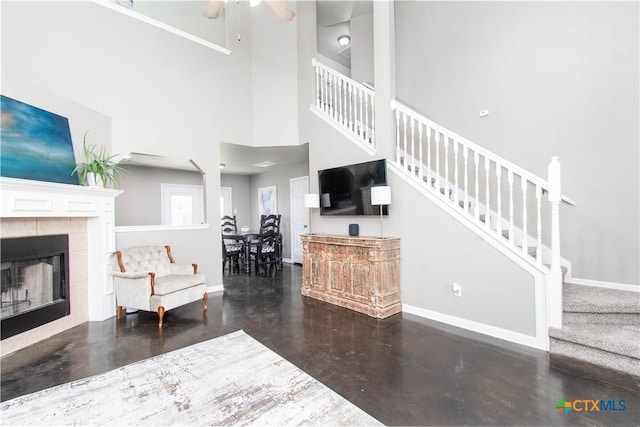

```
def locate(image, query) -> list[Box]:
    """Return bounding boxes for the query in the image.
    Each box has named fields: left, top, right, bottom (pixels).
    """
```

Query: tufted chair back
left=112, top=246, right=173, bottom=277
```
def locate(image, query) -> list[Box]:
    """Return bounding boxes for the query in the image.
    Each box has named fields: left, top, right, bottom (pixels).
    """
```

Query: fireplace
left=1, top=234, right=70, bottom=340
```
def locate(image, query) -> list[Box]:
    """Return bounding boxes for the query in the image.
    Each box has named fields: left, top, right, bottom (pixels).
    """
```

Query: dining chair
left=221, top=215, right=242, bottom=272
left=221, top=215, right=237, bottom=233
left=222, top=239, right=242, bottom=273
left=251, top=214, right=282, bottom=274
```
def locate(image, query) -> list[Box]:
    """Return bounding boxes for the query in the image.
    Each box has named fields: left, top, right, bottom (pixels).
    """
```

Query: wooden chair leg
left=157, top=306, right=165, bottom=328
left=202, top=293, right=208, bottom=310
left=117, top=306, right=123, bottom=319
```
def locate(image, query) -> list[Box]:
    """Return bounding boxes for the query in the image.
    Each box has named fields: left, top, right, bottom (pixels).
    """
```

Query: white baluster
left=349, top=85, right=355, bottom=132
left=358, top=90, right=364, bottom=139
left=364, top=92, right=369, bottom=142
left=426, top=126, right=432, bottom=187
left=320, top=68, right=327, bottom=113
left=338, top=78, right=343, bottom=124
left=495, top=166, right=502, bottom=237
left=369, top=99, right=376, bottom=148
left=444, top=136, right=450, bottom=201
left=315, top=65, right=320, bottom=109
left=453, top=141, right=459, bottom=206
left=418, top=122, right=424, bottom=181
left=548, top=157, right=563, bottom=328
left=410, top=118, right=416, bottom=173
left=395, top=109, right=401, bottom=164
left=325, top=71, right=330, bottom=115
left=327, top=73, right=333, bottom=116
left=463, top=146, right=469, bottom=214
left=402, top=113, right=408, bottom=168
left=484, top=157, right=490, bottom=229
left=508, top=170, right=514, bottom=244
left=536, top=184, right=542, bottom=264
left=435, top=132, right=441, bottom=191
left=332, top=74, right=338, bottom=120
left=474, top=151, right=479, bottom=220
left=521, top=178, right=528, bottom=256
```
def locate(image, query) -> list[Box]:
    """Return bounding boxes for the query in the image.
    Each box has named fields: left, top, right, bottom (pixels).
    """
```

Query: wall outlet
left=452, top=282, right=462, bottom=297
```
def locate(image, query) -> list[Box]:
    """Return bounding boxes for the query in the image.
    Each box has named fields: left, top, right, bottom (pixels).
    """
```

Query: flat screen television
left=318, top=159, right=388, bottom=216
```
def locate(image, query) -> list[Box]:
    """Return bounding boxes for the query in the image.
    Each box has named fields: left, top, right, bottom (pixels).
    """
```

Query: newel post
left=311, top=58, right=320, bottom=109
left=547, top=157, right=563, bottom=328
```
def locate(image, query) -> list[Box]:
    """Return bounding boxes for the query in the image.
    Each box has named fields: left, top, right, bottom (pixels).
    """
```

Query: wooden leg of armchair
left=117, top=306, right=123, bottom=319
left=157, top=306, right=165, bottom=328
left=202, top=293, right=208, bottom=310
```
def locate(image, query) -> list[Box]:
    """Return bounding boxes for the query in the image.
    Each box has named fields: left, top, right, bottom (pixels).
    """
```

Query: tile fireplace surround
left=0, top=177, right=121, bottom=357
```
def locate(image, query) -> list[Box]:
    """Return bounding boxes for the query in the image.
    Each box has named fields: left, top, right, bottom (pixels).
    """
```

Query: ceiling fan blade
left=265, top=0, right=295, bottom=21
left=203, top=0, right=225, bottom=19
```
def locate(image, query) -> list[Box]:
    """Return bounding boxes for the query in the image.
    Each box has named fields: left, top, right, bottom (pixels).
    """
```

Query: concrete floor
left=2, top=264, right=638, bottom=426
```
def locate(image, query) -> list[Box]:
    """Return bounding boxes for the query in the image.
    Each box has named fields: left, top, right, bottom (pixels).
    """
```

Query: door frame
left=289, top=175, right=309, bottom=264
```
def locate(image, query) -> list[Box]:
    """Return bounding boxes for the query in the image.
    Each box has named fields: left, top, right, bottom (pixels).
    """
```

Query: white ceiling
left=220, top=142, right=309, bottom=175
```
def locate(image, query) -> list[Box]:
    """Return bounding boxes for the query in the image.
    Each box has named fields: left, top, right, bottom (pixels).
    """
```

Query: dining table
left=222, top=230, right=260, bottom=273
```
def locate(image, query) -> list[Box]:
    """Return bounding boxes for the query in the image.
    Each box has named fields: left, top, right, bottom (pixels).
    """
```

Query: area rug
left=1, top=330, right=381, bottom=426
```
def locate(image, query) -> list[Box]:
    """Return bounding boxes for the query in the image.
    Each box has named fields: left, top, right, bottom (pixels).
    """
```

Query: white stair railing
left=311, top=58, right=375, bottom=153
left=391, top=100, right=574, bottom=327
left=308, top=58, right=574, bottom=329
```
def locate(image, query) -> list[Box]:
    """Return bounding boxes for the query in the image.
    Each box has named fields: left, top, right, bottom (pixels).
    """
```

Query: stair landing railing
left=391, top=99, right=575, bottom=328
left=311, top=59, right=375, bottom=153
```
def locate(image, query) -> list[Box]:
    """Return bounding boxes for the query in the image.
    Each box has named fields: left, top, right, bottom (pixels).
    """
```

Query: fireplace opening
left=1, top=234, right=70, bottom=340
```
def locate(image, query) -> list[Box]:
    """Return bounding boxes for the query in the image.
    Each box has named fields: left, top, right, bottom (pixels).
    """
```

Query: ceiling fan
left=204, top=0, right=295, bottom=22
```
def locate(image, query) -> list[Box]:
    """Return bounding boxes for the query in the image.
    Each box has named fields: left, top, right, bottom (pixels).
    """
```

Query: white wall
left=116, top=166, right=204, bottom=226
left=220, top=173, right=251, bottom=228
left=2, top=0, right=301, bottom=286
left=316, top=54, right=350, bottom=77
left=394, top=1, right=639, bottom=286
left=251, top=2, right=299, bottom=147
left=350, top=12, right=374, bottom=87
left=249, top=161, right=309, bottom=260
left=303, top=100, right=539, bottom=338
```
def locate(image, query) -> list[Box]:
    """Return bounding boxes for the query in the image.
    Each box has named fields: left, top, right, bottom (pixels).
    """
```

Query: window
left=161, top=184, right=204, bottom=225
left=220, top=187, right=232, bottom=218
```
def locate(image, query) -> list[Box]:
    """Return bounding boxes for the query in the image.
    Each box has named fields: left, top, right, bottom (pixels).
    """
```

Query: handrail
left=391, top=100, right=575, bottom=205
left=312, top=58, right=375, bottom=97
left=309, top=58, right=569, bottom=329
left=311, top=58, right=376, bottom=152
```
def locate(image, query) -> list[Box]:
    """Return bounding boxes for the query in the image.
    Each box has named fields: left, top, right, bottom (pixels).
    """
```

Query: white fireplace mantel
left=1, top=176, right=121, bottom=218
left=1, top=177, right=122, bottom=321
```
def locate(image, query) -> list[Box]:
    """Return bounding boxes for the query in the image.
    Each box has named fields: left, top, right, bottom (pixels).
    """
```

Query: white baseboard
left=206, top=284, right=224, bottom=293
left=402, top=304, right=547, bottom=350
left=567, top=278, right=639, bottom=293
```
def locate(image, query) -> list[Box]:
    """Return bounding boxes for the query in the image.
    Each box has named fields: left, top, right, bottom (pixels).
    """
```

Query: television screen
left=318, top=159, right=388, bottom=216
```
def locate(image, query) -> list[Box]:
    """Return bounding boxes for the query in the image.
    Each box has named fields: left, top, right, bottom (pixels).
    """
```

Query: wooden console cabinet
left=301, top=234, right=401, bottom=319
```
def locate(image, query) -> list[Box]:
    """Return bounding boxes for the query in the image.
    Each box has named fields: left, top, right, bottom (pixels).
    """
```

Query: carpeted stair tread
left=549, top=324, right=640, bottom=359
left=563, top=284, right=640, bottom=313
left=549, top=337, right=640, bottom=376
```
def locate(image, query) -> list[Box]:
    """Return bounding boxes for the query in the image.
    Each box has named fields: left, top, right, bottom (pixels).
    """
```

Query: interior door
left=290, top=176, right=309, bottom=264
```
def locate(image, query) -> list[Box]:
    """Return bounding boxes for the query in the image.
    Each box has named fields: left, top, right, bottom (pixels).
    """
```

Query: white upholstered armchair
left=110, top=245, right=207, bottom=328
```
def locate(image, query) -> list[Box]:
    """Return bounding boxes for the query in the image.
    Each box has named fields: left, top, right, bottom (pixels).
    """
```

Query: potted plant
left=71, top=131, right=125, bottom=187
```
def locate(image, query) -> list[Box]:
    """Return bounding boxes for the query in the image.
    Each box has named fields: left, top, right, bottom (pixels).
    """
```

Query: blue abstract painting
left=1, top=95, right=78, bottom=185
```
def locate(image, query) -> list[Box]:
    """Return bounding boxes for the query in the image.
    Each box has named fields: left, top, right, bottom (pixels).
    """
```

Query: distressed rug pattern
left=1, top=330, right=381, bottom=426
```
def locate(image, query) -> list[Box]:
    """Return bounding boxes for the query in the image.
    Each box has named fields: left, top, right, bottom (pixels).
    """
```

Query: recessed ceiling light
left=338, top=35, right=350, bottom=47
left=116, top=0, right=134, bottom=8
left=219, top=163, right=226, bottom=169
left=253, top=161, right=277, bottom=168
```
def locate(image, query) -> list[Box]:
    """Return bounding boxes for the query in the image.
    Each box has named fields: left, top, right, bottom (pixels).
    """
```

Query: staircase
left=310, top=59, right=639, bottom=375
left=549, top=284, right=640, bottom=376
